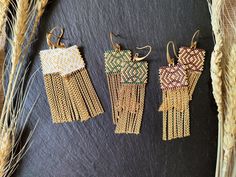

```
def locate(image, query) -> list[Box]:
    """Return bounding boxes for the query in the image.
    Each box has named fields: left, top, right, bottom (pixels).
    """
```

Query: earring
left=104, top=32, right=131, bottom=124
left=178, top=30, right=206, bottom=100
left=115, top=45, right=151, bottom=134
left=159, top=41, right=190, bottom=140
left=40, top=27, right=103, bottom=123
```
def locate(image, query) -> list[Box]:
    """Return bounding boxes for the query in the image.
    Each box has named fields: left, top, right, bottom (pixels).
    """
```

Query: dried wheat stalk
left=0, top=130, right=12, bottom=177
left=10, top=0, right=30, bottom=72
left=0, top=0, right=10, bottom=33
left=26, top=0, right=48, bottom=50
left=0, top=0, right=48, bottom=176
left=0, top=0, right=11, bottom=116
left=208, top=0, right=236, bottom=177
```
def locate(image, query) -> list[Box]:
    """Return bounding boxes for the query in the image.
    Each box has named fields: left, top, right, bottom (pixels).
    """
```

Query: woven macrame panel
left=159, top=64, right=188, bottom=90
left=121, top=61, right=148, bottom=84
left=178, top=47, right=205, bottom=72
left=40, top=45, right=85, bottom=75
left=104, top=50, right=131, bottom=73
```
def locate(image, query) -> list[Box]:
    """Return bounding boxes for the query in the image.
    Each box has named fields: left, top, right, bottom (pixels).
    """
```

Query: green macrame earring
left=104, top=33, right=131, bottom=124
left=115, top=45, right=151, bottom=134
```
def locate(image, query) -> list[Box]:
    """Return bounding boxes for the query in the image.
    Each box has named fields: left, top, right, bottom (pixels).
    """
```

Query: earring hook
left=166, top=41, right=178, bottom=66
left=133, top=45, right=152, bottom=61
left=109, top=32, right=121, bottom=51
left=190, top=30, right=200, bottom=49
left=46, top=26, right=65, bottom=49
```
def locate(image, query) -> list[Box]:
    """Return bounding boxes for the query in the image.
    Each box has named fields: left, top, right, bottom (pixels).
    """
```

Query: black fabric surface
left=13, top=0, right=218, bottom=177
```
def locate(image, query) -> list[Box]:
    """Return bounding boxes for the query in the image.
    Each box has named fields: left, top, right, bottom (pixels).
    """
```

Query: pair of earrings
left=40, top=27, right=104, bottom=123
left=104, top=33, right=151, bottom=134
left=159, top=30, right=206, bottom=141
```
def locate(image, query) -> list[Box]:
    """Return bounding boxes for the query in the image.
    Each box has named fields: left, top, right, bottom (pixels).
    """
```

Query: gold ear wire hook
left=46, top=27, right=65, bottom=49
left=133, top=45, right=152, bottom=61
left=190, top=30, right=200, bottom=49
left=109, top=32, right=121, bottom=51
left=166, top=41, right=178, bottom=66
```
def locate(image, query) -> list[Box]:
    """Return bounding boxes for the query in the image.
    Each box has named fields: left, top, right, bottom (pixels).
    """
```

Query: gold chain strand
left=74, top=70, right=96, bottom=117
left=107, top=75, right=117, bottom=123
left=52, top=74, right=70, bottom=123
left=64, top=72, right=90, bottom=121
left=173, top=90, right=178, bottom=138
left=62, top=78, right=76, bottom=122
left=44, top=74, right=60, bottom=122
left=188, top=72, right=200, bottom=100
left=78, top=70, right=97, bottom=116
left=167, top=90, right=173, bottom=140
left=72, top=70, right=92, bottom=120
left=107, top=74, right=120, bottom=124
left=63, top=78, right=77, bottom=121
left=135, top=85, right=145, bottom=134
left=162, top=90, right=167, bottom=140
left=176, top=89, right=182, bottom=138
left=115, top=84, right=146, bottom=134
left=183, top=87, right=190, bottom=137
left=80, top=69, right=104, bottom=115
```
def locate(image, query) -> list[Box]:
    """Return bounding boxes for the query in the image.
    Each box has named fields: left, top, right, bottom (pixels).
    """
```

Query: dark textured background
left=13, top=0, right=218, bottom=177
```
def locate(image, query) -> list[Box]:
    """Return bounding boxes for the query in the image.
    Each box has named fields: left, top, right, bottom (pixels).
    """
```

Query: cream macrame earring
left=178, top=30, right=206, bottom=100
left=104, top=32, right=131, bottom=124
left=40, top=27, right=103, bottom=123
left=115, top=45, right=151, bottom=134
left=159, top=41, right=190, bottom=140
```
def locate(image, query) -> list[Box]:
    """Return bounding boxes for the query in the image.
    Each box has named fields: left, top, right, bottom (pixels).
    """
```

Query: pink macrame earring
left=178, top=30, right=206, bottom=100
left=159, top=41, right=190, bottom=140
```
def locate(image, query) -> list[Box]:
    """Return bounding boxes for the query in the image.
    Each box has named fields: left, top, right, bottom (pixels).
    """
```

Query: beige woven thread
left=159, top=87, right=189, bottom=140
left=40, top=45, right=85, bottom=75
left=115, top=84, right=145, bottom=134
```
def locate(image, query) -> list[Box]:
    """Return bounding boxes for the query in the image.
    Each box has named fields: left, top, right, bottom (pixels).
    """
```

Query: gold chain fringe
left=44, top=68, right=104, bottom=123
left=160, top=87, right=189, bottom=140
left=115, top=84, right=145, bottom=134
left=107, top=74, right=122, bottom=124
left=187, top=71, right=201, bottom=100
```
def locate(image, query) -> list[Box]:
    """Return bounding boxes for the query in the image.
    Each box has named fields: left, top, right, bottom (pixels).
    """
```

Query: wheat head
left=11, top=0, right=30, bottom=71
left=28, top=0, right=48, bottom=47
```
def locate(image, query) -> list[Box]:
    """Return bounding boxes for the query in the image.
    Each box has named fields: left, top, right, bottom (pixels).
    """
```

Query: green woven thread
left=104, top=50, right=131, bottom=73
left=121, top=61, right=148, bottom=84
